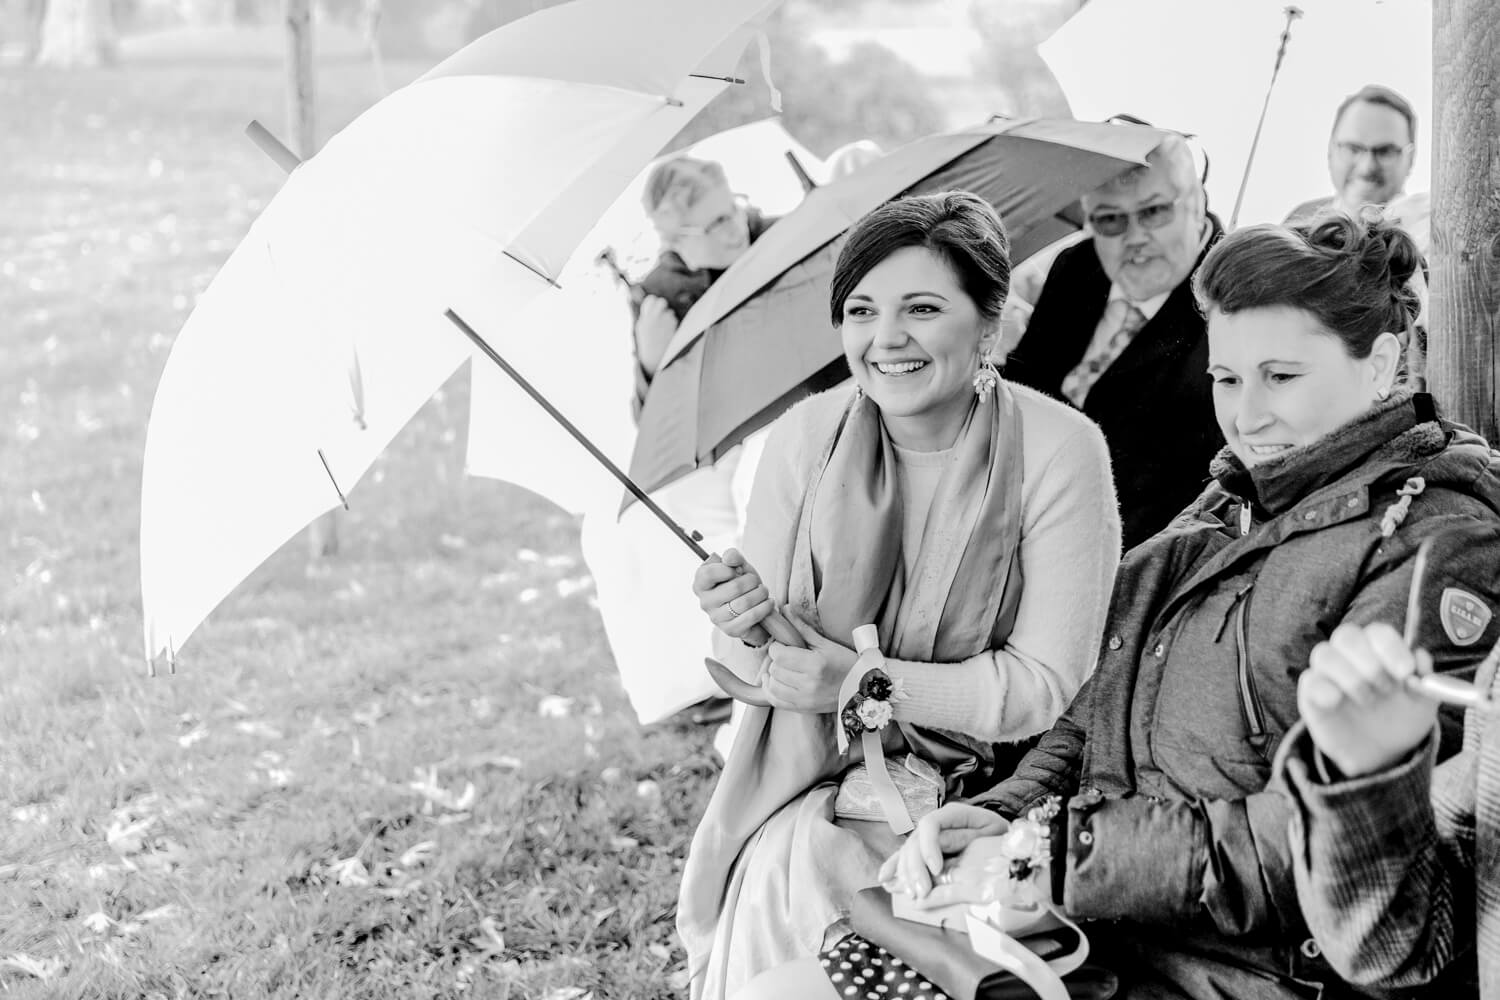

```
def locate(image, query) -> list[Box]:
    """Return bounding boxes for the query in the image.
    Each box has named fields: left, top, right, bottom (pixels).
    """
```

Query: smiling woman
left=1198, top=213, right=1415, bottom=471
left=677, top=192, right=1123, bottom=998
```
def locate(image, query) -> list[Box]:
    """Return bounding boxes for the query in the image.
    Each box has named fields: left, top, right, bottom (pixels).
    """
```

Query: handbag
left=851, top=887, right=1117, bottom=1000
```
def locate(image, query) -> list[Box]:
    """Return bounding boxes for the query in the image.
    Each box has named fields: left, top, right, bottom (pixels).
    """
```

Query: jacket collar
left=1208, top=390, right=1439, bottom=516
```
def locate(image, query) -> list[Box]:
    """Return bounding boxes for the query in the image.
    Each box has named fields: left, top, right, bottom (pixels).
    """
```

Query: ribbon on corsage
left=837, top=624, right=913, bottom=833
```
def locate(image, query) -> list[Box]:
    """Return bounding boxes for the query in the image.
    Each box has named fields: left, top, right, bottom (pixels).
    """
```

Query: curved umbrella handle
left=705, top=657, right=771, bottom=707
left=706, top=599, right=807, bottom=707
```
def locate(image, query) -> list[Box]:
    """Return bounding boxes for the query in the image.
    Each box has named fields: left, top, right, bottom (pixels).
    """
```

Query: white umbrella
left=462, top=117, right=824, bottom=517
left=139, top=0, right=784, bottom=669
left=1039, top=0, right=1431, bottom=227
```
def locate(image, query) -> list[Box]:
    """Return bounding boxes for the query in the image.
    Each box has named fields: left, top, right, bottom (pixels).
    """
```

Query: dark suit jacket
left=1002, top=217, right=1225, bottom=551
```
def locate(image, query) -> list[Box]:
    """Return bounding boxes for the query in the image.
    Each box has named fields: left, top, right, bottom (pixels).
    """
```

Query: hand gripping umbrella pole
left=445, top=308, right=800, bottom=703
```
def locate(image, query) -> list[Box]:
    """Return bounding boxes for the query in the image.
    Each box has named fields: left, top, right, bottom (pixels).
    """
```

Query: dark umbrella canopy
left=627, top=116, right=1171, bottom=498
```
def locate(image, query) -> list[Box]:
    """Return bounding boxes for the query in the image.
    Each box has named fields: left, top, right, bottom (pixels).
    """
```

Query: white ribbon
left=964, top=899, right=1089, bottom=1000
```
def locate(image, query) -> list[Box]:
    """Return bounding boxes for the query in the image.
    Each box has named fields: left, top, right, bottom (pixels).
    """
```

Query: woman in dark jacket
left=736, top=214, right=1500, bottom=1000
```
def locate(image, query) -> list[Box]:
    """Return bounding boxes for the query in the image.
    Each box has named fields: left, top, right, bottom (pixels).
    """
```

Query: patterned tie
left=1060, top=298, right=1148, bottom=408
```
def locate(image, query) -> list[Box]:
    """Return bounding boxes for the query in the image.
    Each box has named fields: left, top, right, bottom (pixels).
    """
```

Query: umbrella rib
left=503, top=251, right=561, bottom=288
left=317, top=449, right=351, bottom=511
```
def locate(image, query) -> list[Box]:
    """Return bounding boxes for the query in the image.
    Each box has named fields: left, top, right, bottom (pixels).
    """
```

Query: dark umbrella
left=627, top=116, right=1171, bottom=498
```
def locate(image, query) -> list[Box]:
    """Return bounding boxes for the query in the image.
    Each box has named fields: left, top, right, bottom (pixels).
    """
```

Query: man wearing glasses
left=1285, top=85, right=1418, bottom=228
left=1003, top=134, right=1224, bottom=550
left=631, top=156, right=777, bottom=415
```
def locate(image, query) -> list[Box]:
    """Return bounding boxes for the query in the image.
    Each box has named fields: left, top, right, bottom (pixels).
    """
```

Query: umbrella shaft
left=444, top=308, right=711, bottom=562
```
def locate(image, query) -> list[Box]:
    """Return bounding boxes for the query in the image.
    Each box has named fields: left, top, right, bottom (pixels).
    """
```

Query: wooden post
left=1426, top=0, right=1500, bottom=441
left=284, top=0, right=339, bottom=559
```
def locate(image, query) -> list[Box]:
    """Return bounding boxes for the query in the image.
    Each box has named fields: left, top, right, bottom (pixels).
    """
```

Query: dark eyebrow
left=901, top=291, right=949, bottom=301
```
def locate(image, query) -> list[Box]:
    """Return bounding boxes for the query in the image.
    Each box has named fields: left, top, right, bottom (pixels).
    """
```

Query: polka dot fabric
left=821, top=934, right=948, bottom=1000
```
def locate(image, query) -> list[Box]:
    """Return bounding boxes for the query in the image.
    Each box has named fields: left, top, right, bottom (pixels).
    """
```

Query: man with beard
left=1285, top=85, right=1418, bottom=230
left=1002, top=133, right=1224, bottom=551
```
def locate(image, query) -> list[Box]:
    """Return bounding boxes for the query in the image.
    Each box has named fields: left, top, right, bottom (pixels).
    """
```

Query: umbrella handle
left=705, top=595, right=807, bottom=707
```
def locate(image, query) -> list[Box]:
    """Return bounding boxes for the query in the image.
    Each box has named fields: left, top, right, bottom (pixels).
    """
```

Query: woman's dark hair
left=829, top=191, right=1011, bottom=326
left=1192, top=211, right=1422, bottom=358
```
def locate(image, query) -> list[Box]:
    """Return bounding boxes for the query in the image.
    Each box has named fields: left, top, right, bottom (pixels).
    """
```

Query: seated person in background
left=1002, top=134, right=1224, bottom=551
left=739, top=213, right=1500, bottom=1000
left=1284, top=84, right=1420, bottom=235
left=1280, top=620, right=1500, bottom=995
left=583, top=155, right=780, bottom=731
left=679, top=191, right=1121, bottom=1000
left=631, top=155, right=778, bottom=413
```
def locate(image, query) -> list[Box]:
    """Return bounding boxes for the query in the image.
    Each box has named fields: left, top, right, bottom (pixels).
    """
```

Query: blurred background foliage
left=5, top=0, right=1084, bottom=155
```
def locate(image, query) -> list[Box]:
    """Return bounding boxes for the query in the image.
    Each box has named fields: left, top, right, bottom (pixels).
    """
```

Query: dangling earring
left=972, top=356, right=1000, bottom=402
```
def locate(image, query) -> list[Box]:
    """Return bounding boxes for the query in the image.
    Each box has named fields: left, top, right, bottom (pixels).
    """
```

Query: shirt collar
left=1106, top=284, right=1170, bottom=321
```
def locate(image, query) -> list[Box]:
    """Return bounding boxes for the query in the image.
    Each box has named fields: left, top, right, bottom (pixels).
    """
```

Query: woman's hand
left=1298, top=622, right=1439, bottom=778
left=878, top=803, right=1009, bottom=901
left=693, top=548, right=772, bottom=642
left=760, top=613, right=856, bottom=713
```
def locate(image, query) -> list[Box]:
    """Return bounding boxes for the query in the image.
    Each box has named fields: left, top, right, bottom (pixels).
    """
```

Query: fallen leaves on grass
left=176, top=723, right=208, bottom=748
left=537, top=695, right=573, bottom=719
left=470, top=916, right=506, bottom=955
left=326, top=856, right=371, bottom=887
left=399, top=840, right=437, bottom=868
left=408, top=766, right=477, bottom=813
left=234, top=719, right=283, bottom=739
left=105, top=813, right=158, bottom=856
left=0, top=954, right=64, bottom=982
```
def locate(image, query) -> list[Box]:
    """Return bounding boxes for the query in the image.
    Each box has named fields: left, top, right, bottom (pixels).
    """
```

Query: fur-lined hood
left=1205, top=390, right=1500, bottom=519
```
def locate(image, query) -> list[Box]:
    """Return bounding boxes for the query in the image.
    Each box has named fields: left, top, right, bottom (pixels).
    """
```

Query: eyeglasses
left=1086, top=195, right=1186, bottom=238
left=1333, top=141, right=1412, bottom=164
left=672, top=194, right=749, bottom=241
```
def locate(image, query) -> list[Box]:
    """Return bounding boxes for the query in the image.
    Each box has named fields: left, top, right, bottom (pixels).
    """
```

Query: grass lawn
left=1, top=53, right=718, bottom=999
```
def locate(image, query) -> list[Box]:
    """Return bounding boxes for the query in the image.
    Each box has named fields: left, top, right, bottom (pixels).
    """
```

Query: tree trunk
left=283, top=0, right=340, bottom=558
left=1427, top=0, right=1500, bottom=441
left=34, top=0, right=115, bottom=68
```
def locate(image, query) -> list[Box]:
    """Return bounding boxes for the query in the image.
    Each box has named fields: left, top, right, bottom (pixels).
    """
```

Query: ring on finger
left=727, top=598, right=741, bottom=617
left=935, top=870, right=953, bottom=886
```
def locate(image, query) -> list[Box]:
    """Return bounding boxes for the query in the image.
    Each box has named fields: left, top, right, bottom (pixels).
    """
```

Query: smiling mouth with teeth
left=874, top=360, right=928, bottom=375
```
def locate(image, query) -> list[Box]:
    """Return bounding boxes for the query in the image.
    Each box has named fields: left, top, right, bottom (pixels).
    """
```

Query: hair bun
left=1303, top=211, right=1422, bottom=329
left=1368, top=216, right=1421, bottom=290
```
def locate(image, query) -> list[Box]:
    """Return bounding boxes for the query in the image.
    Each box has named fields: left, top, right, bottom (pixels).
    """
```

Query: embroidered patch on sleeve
left=1440, top=587, right=1492, bottom=647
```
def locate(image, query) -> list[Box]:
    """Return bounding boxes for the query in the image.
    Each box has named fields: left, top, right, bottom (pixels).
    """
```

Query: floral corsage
left=839, top=669, right=909, bottom=748
left=991, top=796, right=1060, bottom=889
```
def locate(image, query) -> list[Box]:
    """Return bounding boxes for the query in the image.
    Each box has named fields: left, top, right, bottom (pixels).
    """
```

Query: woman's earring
left=1376, top=386, right=1391, bottom=401
left=972, top=356, right=1000, bottom=402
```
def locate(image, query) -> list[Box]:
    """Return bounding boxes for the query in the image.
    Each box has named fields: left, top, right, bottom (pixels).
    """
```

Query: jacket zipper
left=1216, top=583, right=1266, bottom=739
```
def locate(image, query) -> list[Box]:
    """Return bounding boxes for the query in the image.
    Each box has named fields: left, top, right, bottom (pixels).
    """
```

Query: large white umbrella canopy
left=1040, top=0, right=1432, bottom=226
left=139, top=0, right=784, bottom=667
left=462, top=116, right=824, bottom=517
